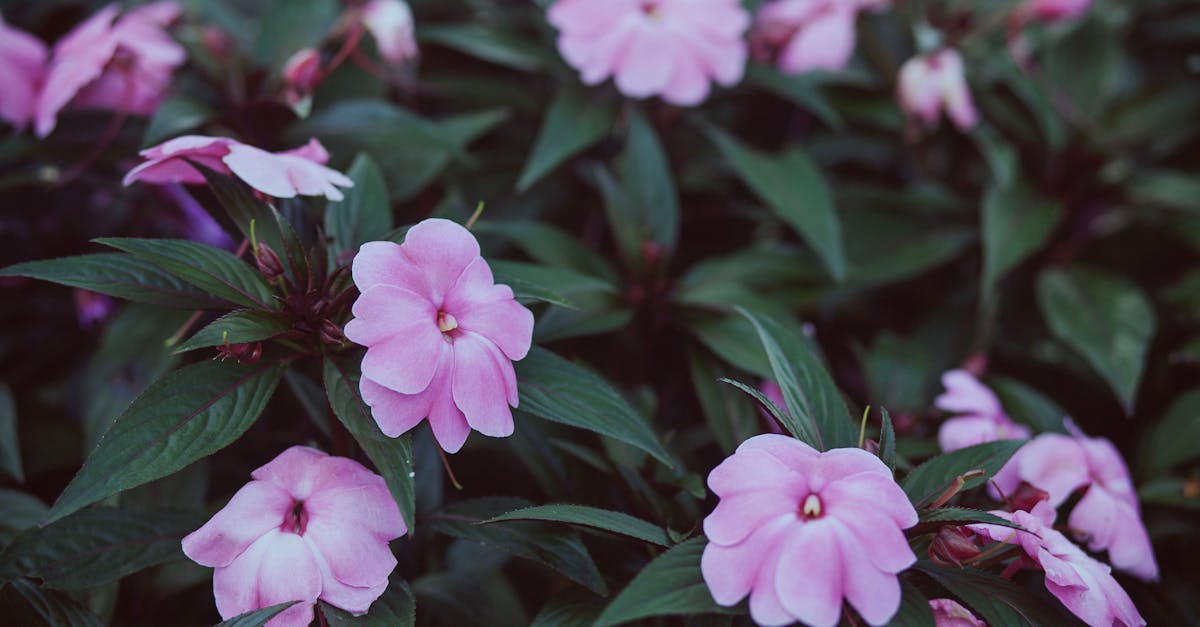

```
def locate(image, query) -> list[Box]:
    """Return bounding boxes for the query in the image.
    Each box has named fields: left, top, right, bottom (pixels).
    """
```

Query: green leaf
left=989, top=377, right=1067, bottom=434
left=593, top=537, right=732, bottom=627
left=880, top=408, right=897, bottom=474
left=252, top=0, right=337, bottom=67
left=517, top=87, right=615, bottom=192
left=901, top=440, right=1026, bottom=507
left=0, top=253, right=227, bottom=309
left=917, top=507, right=1023, bottom=529
left=323, top=357, right=417, bottom=534
left=0, top=508, right=201, bottom=589
left=917, top=562, right=1067, bottom=627
left=735, top=307, right=856, bottom=449
left=325, top=153, right=393, bottom=254
left=95, top=238, right=274, bottom=310
left=891, top=578, right=935, bottom=627
left=529, top=592, right=605, bottom=627
left=141, top=97, right=213, bottom=147
left=321, top=579, right=414, bottom=627
left=419, top=25, right=551, bottom=71
left=43, top=359, right=284, bottom=525
left=473, top=220, right=616, bottom=281
left=516, top=347, right=673, bottom=466
left=215, top=602, right=300, bottom=627
left=1140, top=389, right=1200, bottom=478
left=0, top=490, right=46, bottom=548
left=491, top=260, right=617, bottom=307
left=175, top=310, right=290, bottom=353
left=0, top=385, right=21, bottom=483
left=743, top=65, right=843, bottom=130
left=981, top=181, right=1062, bottom=304
left=428, top=497, right=606, bottom=595
left=0, top=579, right=103, bottom=627
left=687, top=350, right=761, bottom=454
left=485, top=504, right=671, bottom=547
left=1126, top=169, right=1200, bottom=213
left=1036, top=266, right=1156, bottom=411
left=707, top=128, right=845, bottom=282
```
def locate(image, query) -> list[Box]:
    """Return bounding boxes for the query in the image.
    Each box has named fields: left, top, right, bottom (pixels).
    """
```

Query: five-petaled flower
left=182, top=446, right=406, bottom=627
left=345, top=219, right=535, bottom=453
left=701, top=434, right=919, bottom=627
left=124, top=135, right=354, bottom=201
left=935, top=369, right=1031, bottom=452
left=546, top=0, right=750, bottom=106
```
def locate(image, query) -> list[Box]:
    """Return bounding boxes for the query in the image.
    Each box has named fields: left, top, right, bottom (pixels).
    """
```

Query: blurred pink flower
left=124, top=135, right=353, bottom=201
left=935, top=369, right=1031, bottom=452
left=547, top=0, right=750, bottom=106
left=362, top=0, right=418, bottom=64
left=35, top=2, right=185, bottom=138
left=1026, top=0, right=1092, bottom=22
left=752, top=0, right=888, bottom=74
left=0, top=12, right=48, bottom=130
left=971, top=502, right=1146, bottom=627
left=283, top=48, right=323, bottom=93
left=929, top=598, right=984, bottom=627
left=182, top=446, right=406, bottom=626
left=73, top=289, right=115, bottom=328
left=345, top=219, right=535, bottom=453
left=897, top=48, right=978, bottom=131
left=701, top=434, right=918, bottom=627
left=993, top=421, right=1158, bottom=581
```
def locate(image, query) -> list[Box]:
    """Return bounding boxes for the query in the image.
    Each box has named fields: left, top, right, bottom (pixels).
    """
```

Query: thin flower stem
left=322, top=23, right=365, bottom=81
left=437, top=445, right=464, bottom=491
left=857, top=405, right=871, bottom=449
left=465, top=201, right=486, bottom=229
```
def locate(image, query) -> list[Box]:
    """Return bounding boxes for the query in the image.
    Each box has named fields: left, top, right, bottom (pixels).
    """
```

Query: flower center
left=800, top=494, right=823, bottom=519
left=283, top=500, right=308, bottom=534
left=437, top=311, right=459, bottom=333
left=640, top=1, right=660, bottom=18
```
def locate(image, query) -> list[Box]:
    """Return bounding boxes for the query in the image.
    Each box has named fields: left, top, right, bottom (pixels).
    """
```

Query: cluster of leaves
left=1, top=0, right=1198, bottom=625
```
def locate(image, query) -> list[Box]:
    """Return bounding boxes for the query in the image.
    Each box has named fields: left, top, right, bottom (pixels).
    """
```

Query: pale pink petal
left=303, top=535, right=389, bottom=615
left=821, top=472, right=918, bottom=528
left=613, top=24, right=676, bottom=98
left=303, top=516, right=397, bottom=588
left=935, top=370, right=1003, bottom=417
left=451, top=333, right=515, bottom=437
left=938, top=415, right=1004, bottom=452
left=659, top=37, right=711, bottom=105
left=351, top=241, right=431, bottom=297
left=361, top=375, right=435, bottom=437
left=834, top=522, right=902, bottom=625
left=735, top=432, right=820, bottom=471
left=777, top=9, right=857, bottom=74
left=359, top=321, right=446, bottom=395
left=344, top=284, right=438, bottom=347
left=182, top=480, right=294, bottom=568
left=1015, top=434, right=1090, bottom=505
left=306, top=483, right=406, bottom=540
left=448, top=260, right=533, bottom=360
left=279, top=137, right=331, bottom=164
left=1069, top=485, right=1158, bottom=581
left=701, top=515, right=792, bottom=607
left=773, top=520, right=843, bottom=627
left=708, top=445, right=804, bottom=497
left=362, top=0, right=418, bottom=64
left=427, top=364, right=471, bottom=453
left=703, top=489, right=797, bottom=546
left=213, top=530, right=321, bottom=625
left=250, top=445, right=329, bottom=499
left=828, top=499, right=916, bottom=573
left=808, top=447, right=891, bottom=490
left=929, top=598, right=986, bottom=627
left=399, top=219, right=482, bottom=304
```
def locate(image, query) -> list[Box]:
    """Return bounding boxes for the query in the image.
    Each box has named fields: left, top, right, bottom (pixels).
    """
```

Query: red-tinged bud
left=929, top=526, right=981, bottom=568
left=1007, top=481, right=1051, bottom=513
left=216, top=342, right=262, bottom=364
left=319, top=320, right=344, bottom=345
left=961, top=353, right=989, bottom=378
left=283, top=48, right=323, bottom=93
left=256, top=244, right=285, bottom=282
left=641, top=241, right=664, bottom=267
left=202, top=26, right=232, bottom=59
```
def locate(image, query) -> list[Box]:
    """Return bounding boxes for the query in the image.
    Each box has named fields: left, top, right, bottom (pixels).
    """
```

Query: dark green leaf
left=491, top=259, right=617, bottom=307
left=323, top=357, right=417, bottom=534
left=325, top=153, right=393, bottom=254
left=0, top=385, right=21, bottom=483
left=215, top=602, right=299, bottom=627
left=0, top=508, right=201, bottom=589
left=901, top=440, right=1026, bottom=507
left=175, top=310, right=290, bottom=353
left=1036, top=266, right=1156, bottom=411
left=252, top=0, right=337, bottom=67
left=1140, top=389, right=1200, bottom=478
left=880, top=408, right=897, bottom=474
left=593, top=537, right=732, bottom=627
left=0, top=253, right=227, bottom=309
left=96, top=238, right=274, bottom=310
left=981, top=181, right=1062, bottom=303
left=708, top=128, right=845, bottom=282
left=485, top=504, right=671, bottom=547
left=989, top=377, right=1067, bottom=434
left=0, top=490, right=46, bottom=547
left=687, top=351, right=761, bottom=454
left=744, top=65, right=843, bottom=130
left=917, top=507, right=1023, bottom=529
left=516, top=347, right=673, bottom=466
left=891, top=577, right=935, bottom=627
left=428, top=497, right=606, bottom=595
left=321, top=579, right=414, bottom=627
left=44, top=360, right=284, bottom=524
left=473, top=220, right=616, bottom=281
left=529, top=592, right=605, bottom=627
left=1126, top=169, right=1200, bottom=213
left=419, top=25, right=551, bottom=71
left=517, top=87, right=615, bottom=192
left=618, top=109, right=680, bottom=258
left=0, top=579, right=102, bottom=627
left=917, top=562, right=1067, bottom=627
left=141, top=97, right=213, bottom=147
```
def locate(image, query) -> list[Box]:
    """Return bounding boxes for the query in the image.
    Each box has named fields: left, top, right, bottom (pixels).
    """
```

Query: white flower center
left=437, top=311, right=459, bottom=333
left=801, top=494, right=822, bottom=519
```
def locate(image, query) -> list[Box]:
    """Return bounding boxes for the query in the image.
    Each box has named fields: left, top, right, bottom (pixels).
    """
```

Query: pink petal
left=777, top=9, right=857, bottom=74
left=1016, top=434, right=1090, bottom=505
left=362, top=0, right=418, bottom=64
left=708, top=445, right=804, bottom=497
left=443, top=258, right=534, bottom=361
left=820, top=472, right=918, bottom=528
left=213, top=530, right=321, bottom=626
left=303, top=535, right=389, bottom=614
left=659, top=37, right=711, bottom=105
left=306, top=483, right=407, bottom=540
left=735, top=433, right=820, bottom=471
left=613, top=24, right=675, bottom=99
left=182, top=480, right=293, bottom=568
left=251, top=445, right=329, bottom=499
left=279, top=137, right=331, bottom=164
left=359, top=319, right=447, bottom=395
left=829, top=500, right=916, bottom=573
left=223, top=143, right=353, bottom=201
left=428, top=367, right=471, bottom=453
left=833, top=522, right=902, bottom=625
left=351, top=241, right=431, bottom=298
left=450, top=333, right=515, bottom=438
left=700, top=515, right=792, bottom=607
left=809, top=447, right=891, bottom=491
left=304, top=516, right=397, bottom=588
left=344, top=284, right=438, bottom=347
left=399, top=219, right=482, bottom=305
left=361, top=374, right=436, bottom=438
left=703, top=488, right=797, bottom=546
left=938, top=415, right=1003, bottom=452
left=1069, top=485, right=1158, bottom=581
left=773, top=520, right=843, bottom=627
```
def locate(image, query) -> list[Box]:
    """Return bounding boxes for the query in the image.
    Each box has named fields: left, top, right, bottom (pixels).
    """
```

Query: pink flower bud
left=928, top=526, right=981, bottom=567
left=0, top=12, right=48, bottom=131
left=282, top=48, right=322, bottom=93
left=361, top=0, right=418, bottom=64
left=896, top=48, right=978, bottom=132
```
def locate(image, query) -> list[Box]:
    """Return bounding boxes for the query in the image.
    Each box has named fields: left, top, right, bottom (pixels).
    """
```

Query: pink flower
left=1025, top=0, right=1092, bottom=22
left=929, top=598, right=985, bottom=627
left=0, top=12, right=48, bottom=130
left=35, top=2, right=185, bottom=137
left=935, top=369, right=1031, bottom=452
left=701, top=434, right=919, bottom=627
left=345, top=219, right=535, bottom=453
left=752, top=0, right=888, bottom=74
left=896, top=48, right=978, bottom=132
left=547, top=0, right=750, bottom=106
left=124, top=135, right=354, bottom=201
left=971, top=502, right=1145, bottom=627
left=283, top=48, right=323, bottom=93
left=993, top=421, right=1158, bottom=581
left=361, top=0, right=418, bottom=64
left=74, top=289, right=115, bottom=328
left=182, top=446, right=406, bottom=627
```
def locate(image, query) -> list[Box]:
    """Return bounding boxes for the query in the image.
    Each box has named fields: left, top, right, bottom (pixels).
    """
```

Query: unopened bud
left=929, top=526, right=981, bottom=567
left=283, top=48, right=323, bottom=93
left=216, top=342, right=262, bottom=364
left=1007, top=481, right=1050, bottom=513
left=256, top=244, right=285, bottom=281
left=641, top=241, right=664, bottom=267
left=319, top=320, right=344, bottom=345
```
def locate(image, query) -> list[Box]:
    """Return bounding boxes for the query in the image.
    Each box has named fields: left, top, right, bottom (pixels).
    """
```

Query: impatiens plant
left=0, top=0, right=1196, bottom=626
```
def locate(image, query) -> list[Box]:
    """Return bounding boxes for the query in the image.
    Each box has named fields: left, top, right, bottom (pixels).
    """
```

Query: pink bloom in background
left=73, top=289, right=115, bottom=328
left=124, top=135, right=353, bottom=201
left=993, top=421, right=1158, bottom=581
left=0, top=12, right=48, bottom=130
left=971, top=502, right=1146, bottom=627
left=35, top=2, right=186, bottom=137
left=897, top=48, right=978, bottom=132
left=362, top=0, right=418, bottom=64
left=182, top=446, right=406, bottom=627
left=283, top=48, right=323, bottom=94
left=701, top=434, right=918, bottom=626
left=757, top=380, right=786, bottom=434
left=929, top=598, right=985, bottom=627
left=346, top=219, right=535, bottom=453
left=1026, top=0, right=1093, bottom=22
left=935, top=369, right=1030, bottom=452
left=547, top=0, right=750, bottom=106
left=752, top=0, right=889, bottom=75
